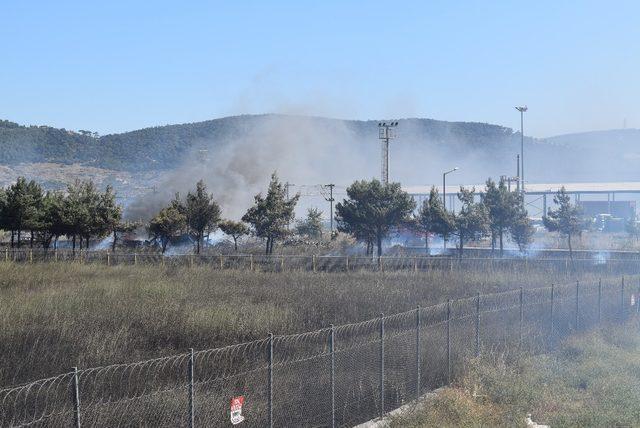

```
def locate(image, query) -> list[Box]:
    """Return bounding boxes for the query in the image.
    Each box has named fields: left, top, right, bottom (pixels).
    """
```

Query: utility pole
left=324, top=184, right=335, bottom=234
left=284, top=182, right=295, bottom=200
left=378, top=121, right=398, bottom=184
left=515, top=106, right=528, bottom=193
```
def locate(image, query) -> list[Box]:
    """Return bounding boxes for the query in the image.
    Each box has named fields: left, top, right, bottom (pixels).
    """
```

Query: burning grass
left=392, top=319, right=640, bottom=427
left=0, top=262, right=634, bottom=387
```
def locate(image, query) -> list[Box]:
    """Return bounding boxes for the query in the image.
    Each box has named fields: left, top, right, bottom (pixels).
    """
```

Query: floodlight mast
left=378, top=121, right=398, bottom=184
left=515, top=106, right=528, bottom=193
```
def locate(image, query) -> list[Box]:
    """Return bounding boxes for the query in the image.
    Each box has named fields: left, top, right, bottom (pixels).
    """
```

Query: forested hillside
left=0, top=115, right=520, bottom=172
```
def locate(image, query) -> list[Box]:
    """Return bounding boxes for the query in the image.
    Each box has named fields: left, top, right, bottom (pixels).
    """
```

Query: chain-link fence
left=2, top=248, right=640, bottom=275
left=1, top=276, right=638, bottom=427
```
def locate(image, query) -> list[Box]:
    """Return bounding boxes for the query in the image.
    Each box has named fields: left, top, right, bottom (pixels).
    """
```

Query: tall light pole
left=442, top=167, right=459, bottom=212
left=378, top=121, right=398, bottom=184
left=515, top=106, right=528, bottom=193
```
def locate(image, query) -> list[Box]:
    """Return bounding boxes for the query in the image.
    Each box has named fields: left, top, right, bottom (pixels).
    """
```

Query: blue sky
left=2, top=1, right=639, bottom=136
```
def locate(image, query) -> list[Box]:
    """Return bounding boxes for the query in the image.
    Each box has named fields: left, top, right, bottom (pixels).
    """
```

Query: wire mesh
left=1, top=275, right=638, bottom=427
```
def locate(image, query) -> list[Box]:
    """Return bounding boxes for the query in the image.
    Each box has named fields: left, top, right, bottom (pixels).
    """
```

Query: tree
left=4, top=178, right=28, bottom=247
left=296, top=208, right=324, bottom=240
left=336, top=179, right=416, bottom=257
left=63, top=180, right=95, bottom=252
left=219, top=220, right=250, bottom=251
left=0, top=188, right=6, bottom=235
left=242, top=173, right=299, bottom=255
left=510, top=208, right=535, bottom=253
left=112, top=221, right=140, bottom=252
left=482, top=178, right=520, bottom=256
left=185, top=180, right=221, bottom=254
left=148, top=196, right=187, bottom=254
left=415, top=186, right=454, bottom=254
left=23, top=180, right=45, bottom=248
left=543, top=187, right=586, bottom=259
left=451, top=187, right=489, bottom=257
left=42, top=191, right=67, bottom=250
left=92, top=186, right=122, bottom=250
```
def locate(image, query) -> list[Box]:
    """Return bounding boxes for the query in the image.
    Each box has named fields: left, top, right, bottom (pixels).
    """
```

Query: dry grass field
left=392, top=320, right=640, bottom=427
left=0, top=261, right=634, bottom=388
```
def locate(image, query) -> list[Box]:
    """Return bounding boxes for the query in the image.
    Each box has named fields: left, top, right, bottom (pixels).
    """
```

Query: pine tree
left=296, top=208, right=324, bottom=239
left=219, top=220, right=250, bottom=251
left=416, top=186, right=454, bottom=254
left=148, top=195, right=187, bottom=254
left=336, top=179, right=416, bottom=257
left=482, top=178, right=521, bottom=256
left=452, top=187, right=489, bottom=257
left=543, top=187, right=586, bottom=259
left=185, top=180, right=221, bottom=254
left=242, top=173, right=299, bottom=255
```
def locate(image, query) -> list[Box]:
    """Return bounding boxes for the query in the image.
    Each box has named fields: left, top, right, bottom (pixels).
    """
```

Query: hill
left=0, top=115, right=522, bottom=172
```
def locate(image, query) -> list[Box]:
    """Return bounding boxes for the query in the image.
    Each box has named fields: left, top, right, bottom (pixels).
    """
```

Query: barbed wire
left=0, top=274, right=636, bottom=427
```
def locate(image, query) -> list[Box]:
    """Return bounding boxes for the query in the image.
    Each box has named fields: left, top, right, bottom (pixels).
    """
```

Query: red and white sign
left=230, top=396, right=245, bottom=425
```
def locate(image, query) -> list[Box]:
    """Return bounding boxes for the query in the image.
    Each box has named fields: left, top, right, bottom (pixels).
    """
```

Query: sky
left=1, top=0, right=639, bottom=137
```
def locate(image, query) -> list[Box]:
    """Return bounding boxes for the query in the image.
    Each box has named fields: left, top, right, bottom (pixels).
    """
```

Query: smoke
left=124, top=112, right=633, bottom=224
left=124, top=114, right=373, bottom=221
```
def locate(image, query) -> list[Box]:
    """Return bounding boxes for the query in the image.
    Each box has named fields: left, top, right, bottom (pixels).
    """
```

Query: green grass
left=0, top=262, right=632, bottom=387
left=392, top=320, right=640, bottom=427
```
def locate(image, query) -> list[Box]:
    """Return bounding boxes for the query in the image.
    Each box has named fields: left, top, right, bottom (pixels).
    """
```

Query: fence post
left=106, top=253, right=110, bottom=266
left=220, top=255, right=224, bottom=270
left=280, top=256, right=284, bottom=271
left=249, top=254, right=253, bottom=271
left=598, top=279, right=602, bottom=324
left=575, top=280, right=580, bottom=331
left=416, top=306, right=421, bottom=397
left=636, top=278, right=640, bottom=316
left=268, top=333, right=274, bottom=428
left=446, top=299, right=451, bottom=384
left=475, top=293, right=481, bottom=357
left=29, top=249, right=33, bottom=263
left=345, top=256, right=349, bottom=271
left=188, top=348, right=195, bottom=428
left=550, top=284, right=555, bottom=338
left=4, top=248, right=7, bottom=262
left=379, top=313, right=385, bottom=418
left=519, top=287, right=524, bottom=345
left=312, top=255, right=317, bottom=273
left=330, top=325, right=335, bottom=428
left=134, top=253, right=137, bottom=266
left=621, top=276, right=625, bottom=321
left=72, top=366, right=81, bottom=428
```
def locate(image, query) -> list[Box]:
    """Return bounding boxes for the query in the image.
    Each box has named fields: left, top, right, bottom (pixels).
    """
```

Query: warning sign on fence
left=230, top=396, right=245, bottom=425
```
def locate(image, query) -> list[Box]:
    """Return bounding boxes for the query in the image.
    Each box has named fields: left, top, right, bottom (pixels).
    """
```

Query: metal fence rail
left=1, top=276, right=637, bottom=427
left=2, top=248, right=640, bottom=275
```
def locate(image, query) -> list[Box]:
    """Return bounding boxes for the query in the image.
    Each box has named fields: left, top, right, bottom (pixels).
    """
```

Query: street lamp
left=515, top=106, right=528, bottom=193
left=442, top=167, right=459, bottom=211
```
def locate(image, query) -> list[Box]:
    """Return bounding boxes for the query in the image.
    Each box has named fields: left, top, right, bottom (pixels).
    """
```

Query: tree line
left=335, top=177, right=534, bottom=257
left=0, top=173, right=588, bottom=257
left=0, top=178, right=124, bottom=251
left=335, top=178, right=589, bottom=258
